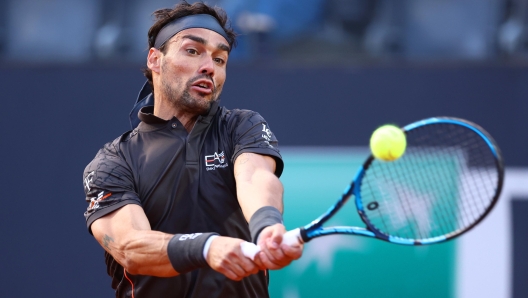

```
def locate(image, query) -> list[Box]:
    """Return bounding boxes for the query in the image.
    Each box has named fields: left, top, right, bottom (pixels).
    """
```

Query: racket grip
left=282, top=228, right=304, bottom=246
left=240, top=228, right=304, bottom=260
left=240, top=241, right=260, bottom=260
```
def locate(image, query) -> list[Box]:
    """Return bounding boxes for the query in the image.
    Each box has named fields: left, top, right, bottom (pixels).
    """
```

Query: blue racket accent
left=307, top=226, right=375, bottom=239
left=403, top=117, right=501, bottom=159
left=418, top=235, right=447, bottom=245
left=388, top=237, right=415, bottom=245
left=294, top=117, right=503, bottom=247
left=353, top=167, right=366, bottom=212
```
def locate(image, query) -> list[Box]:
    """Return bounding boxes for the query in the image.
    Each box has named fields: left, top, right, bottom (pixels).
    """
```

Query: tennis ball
left=370, top=125, right=406, bottom=161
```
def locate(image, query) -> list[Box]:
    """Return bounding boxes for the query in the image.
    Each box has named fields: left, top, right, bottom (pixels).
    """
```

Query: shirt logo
left=262, top=124, right=274, bottom=147
left=87, top=191, right=112, bottom=211
left=205, top=151, right=228, bottom=171
left=84, top=171, right=95, bottom=192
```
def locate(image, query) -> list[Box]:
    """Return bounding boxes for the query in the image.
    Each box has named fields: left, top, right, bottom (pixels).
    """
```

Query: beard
left=161, top=71, right=220, bottom=116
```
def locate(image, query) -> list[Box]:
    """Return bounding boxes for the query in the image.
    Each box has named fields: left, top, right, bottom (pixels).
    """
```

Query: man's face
left=154, top=28, right=230, bottom=115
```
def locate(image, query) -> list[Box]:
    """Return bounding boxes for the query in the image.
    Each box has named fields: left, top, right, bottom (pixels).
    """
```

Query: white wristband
left=202, top=235, right=218, bottom=259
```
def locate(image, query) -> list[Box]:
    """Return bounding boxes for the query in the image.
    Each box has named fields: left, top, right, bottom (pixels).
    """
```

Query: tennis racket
left=241, top=117, right=504, bottom=259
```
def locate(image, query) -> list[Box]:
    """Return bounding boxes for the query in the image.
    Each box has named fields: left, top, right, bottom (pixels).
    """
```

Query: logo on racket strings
left=367, top=202, right=379, bottom=210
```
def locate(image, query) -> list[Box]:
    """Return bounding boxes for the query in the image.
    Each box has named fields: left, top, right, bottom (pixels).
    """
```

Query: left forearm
left=237, top=169, right=283, bottom=220
left=234, top=154, right=303, bottom=268
left=234, top=153, right=284, bottom=222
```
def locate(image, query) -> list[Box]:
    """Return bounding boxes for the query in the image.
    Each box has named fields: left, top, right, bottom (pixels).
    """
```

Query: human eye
left=214, top=57, right=226, bottom=65
left=186, top=48, right=199, bottom=55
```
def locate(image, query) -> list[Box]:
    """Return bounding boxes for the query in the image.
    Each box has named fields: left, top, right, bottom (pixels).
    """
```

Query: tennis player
left=82, top=1, right=302, bottom=297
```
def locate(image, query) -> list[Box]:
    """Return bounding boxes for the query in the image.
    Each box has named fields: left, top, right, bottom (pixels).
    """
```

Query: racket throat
left=299, top=227, right=310, bottom=243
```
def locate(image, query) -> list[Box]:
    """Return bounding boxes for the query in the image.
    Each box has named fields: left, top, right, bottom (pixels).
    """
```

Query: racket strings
left=453, top=129, right=497, bottom=224
left=428, top=125, right=497, bottom=234
left=359, top=122, right=500, bottom=241
left=406, top=144, right=459, bottom=238
left=413, top=152, right=456, bottom=238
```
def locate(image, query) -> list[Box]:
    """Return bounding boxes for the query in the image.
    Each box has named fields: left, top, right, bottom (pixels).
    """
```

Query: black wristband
left=249, top=206, right=283, bottom=243
left=167, top=232, right=218, bottom=274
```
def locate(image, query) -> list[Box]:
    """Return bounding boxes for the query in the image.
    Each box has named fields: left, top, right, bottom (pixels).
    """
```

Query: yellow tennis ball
left=370, top=125, right=407, bottom=161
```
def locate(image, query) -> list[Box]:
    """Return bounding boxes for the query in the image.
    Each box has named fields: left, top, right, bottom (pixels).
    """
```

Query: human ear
left=147, top=48, right=161, bottom=74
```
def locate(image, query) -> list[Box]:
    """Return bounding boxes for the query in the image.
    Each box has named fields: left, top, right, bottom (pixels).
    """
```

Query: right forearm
left=103, top=230, right=177, bottom=277
left=92, top=205, right=221, bottom=277
left=99, top=227, right=263, bottom=281
left=92, top=205, right=179, bottom=277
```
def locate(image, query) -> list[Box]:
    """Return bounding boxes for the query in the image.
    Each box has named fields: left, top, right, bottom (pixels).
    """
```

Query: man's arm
left=234, top=152, right=284, bottom=220
left=234, top=152, right=303, bottom=269
left=90, top=204, right=260, bottom=280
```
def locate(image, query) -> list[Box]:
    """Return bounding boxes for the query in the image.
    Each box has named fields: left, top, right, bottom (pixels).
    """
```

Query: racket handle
left=240, top=228, right=304, bottom=260
left=240, top=241, right=260, bottom=260
left=282, top=228, right=304, bottom=246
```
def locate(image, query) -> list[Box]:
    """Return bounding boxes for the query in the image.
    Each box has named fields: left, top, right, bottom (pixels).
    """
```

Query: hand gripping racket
left=241, top=117, right=504, bottom=259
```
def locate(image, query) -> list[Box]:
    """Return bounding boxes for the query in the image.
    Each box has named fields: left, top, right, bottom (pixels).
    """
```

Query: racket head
left=356, top=117, right=504, bottom=245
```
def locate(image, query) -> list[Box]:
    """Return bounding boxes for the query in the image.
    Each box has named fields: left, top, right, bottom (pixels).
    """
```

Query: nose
left=199, top=56, right=215, bottom=76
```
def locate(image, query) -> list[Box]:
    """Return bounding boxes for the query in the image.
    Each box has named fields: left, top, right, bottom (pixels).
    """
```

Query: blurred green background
left=269, top=148, right=456, bottom=298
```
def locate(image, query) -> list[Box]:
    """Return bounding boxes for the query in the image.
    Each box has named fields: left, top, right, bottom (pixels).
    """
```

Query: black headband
left=153, top=14, right=230, bottom=48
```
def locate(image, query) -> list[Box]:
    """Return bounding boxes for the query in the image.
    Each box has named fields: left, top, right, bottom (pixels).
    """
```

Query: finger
left=257, top=250, right=282, bottom=270
left=280, top=243, right=303, bottom=260
left=229, top=262, right=250, bottom=280
left=269, top=225, right=286, bottom=247
left=252, top=253, right=267, bottom=271
left=265, top=237, right=287, bottom=263
left=255, top=242, right=275, bottom=268
left=221, top=267, right=243, bottom=281
left=237, top=255, right=260, bottom=275
left=221, top=262, right=256, bottom=280
left=219, top=250, right=249, bottom=279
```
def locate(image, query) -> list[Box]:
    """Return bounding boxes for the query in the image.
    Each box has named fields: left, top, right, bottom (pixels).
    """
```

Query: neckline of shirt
left=137, top=101, right=220, bottom=132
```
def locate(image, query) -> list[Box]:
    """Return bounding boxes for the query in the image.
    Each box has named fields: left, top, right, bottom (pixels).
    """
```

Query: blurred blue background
left=1, top=0, right=528, bottom=297
left=3, top=0, right=528, bottom=63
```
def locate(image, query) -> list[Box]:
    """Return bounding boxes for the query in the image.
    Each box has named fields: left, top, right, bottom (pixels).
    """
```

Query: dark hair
left=142, top=1, right=237, bottom=89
